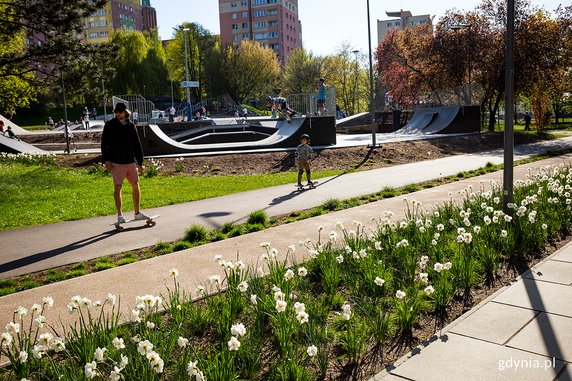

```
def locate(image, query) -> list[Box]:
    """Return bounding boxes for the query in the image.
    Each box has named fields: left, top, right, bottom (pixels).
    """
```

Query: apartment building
left=83, top=0, right=156, bottom=44
left=219, top=0, right=303, bottom=64
left=377, top=10, right=431, bottom=43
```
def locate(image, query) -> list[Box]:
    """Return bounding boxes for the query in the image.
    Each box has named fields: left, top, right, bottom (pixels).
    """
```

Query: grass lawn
left=0, top=163, right=342, bottom=230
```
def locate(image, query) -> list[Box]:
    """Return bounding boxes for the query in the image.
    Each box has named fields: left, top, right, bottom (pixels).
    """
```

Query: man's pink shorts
left=111, top=163, right=139, bottom=185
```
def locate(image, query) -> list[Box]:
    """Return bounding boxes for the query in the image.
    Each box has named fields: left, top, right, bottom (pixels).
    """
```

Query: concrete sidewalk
left=2, top=137, right=572, bottom=279
left=1, top=152, right=572, bottom=376
left=372, top=243, right=572, bottom=381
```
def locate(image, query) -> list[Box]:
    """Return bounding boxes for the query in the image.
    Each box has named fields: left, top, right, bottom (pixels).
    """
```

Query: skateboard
left=111, top=215, right=160, bottom=231
left=296, top=181, right=318, bottom=191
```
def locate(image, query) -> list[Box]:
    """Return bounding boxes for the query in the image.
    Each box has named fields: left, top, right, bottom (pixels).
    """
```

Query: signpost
left=180, top=81, right=200, bottom=88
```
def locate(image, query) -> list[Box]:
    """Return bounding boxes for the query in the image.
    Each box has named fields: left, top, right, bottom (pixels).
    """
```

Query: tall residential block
left=377, top=10, right=431, bottom=43
left=142, top=0, right=158, bottom=32
left=83, top=0, right=156, bottom=44
left=218, top=0, right=303, bottom=64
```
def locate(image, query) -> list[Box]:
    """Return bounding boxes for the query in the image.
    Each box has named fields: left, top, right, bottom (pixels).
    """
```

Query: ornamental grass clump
left=3, top=163, right=572, bottom=379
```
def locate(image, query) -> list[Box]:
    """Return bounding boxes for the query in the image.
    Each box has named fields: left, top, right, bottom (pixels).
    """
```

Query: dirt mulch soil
left=54, top=132, right=547, bottom=176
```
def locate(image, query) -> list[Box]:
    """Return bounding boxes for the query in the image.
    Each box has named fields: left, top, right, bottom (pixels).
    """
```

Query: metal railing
left=287, top=87, right=337, bottom=116
left=112, top=95, right=156, bottom=124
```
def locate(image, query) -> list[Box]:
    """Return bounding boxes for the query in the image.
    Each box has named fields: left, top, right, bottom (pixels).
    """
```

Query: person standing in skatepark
left=296, top=134, right=315, bottom=189
left=101, top=102, right=150, bottom=224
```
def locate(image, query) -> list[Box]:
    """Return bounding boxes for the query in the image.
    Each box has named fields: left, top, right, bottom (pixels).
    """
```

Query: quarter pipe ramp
left=138, top=116, right=336, bottom=156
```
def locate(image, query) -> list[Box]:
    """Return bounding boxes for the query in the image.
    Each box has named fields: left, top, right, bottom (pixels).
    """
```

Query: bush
left=173, top=241, right=193, bottom=251
left=184, top=224, right=209, bottom=243
left=244, top=223, right=265, bottom=233
left=247, top=210, right=268, bottom=226
left=154, top=241, right=173, bottom=254
left=220, top=222, right=236, bottom=234
left=322, top=199, right=342, bottom=211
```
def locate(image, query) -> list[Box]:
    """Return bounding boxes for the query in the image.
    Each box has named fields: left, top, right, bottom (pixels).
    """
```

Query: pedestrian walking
left=296, top=134, right=314, bottom=188
left=64, top=124, right=76, bottom=153
left=83, top=107, right=90, bottom=130
left=524, top=112, right=532, bottom=131
left=101, top=102, right=150, bottom=224
left=169, top=106, right=176, bottom=122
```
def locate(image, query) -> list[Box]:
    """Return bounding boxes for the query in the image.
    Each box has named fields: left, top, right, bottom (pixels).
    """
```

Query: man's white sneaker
left=134, top=211, right=150, bottom=221
left=117, top=215, right=126, bottom=224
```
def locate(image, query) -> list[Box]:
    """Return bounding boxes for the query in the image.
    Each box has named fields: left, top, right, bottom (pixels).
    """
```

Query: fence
left=112, top=95, right=156, bottom=124
left=287, top=87, right=337, bottom=117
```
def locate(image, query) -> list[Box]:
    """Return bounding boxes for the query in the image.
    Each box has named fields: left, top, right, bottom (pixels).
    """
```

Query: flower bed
left=1, top=163, right=572, bottom=380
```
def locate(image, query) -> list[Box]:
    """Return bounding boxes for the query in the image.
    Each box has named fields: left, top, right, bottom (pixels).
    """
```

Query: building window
left=89, top=32, right=98, bottom=38
left=387, top=22, right=392, bottom=27
left=97, top=9, right=106, bottom=16
left=254, top=21, right=267, bottom=28
left=242, top=33, right=249, bottom=39
left=242, top=12, right=248, bottom=18
left=241, top=0, right=247, bottom=5
left=242, top=22, right=248, bottom=28
left=99, top=31, right=108, bottom=37
left=233, top=35, right=240, bottom=41
left=232, top=13, right=237, bottom=19
left=269, top=20, right=278, bottom=27
left=268, top=8, right=278, bottom=15
left=254, top=10, right=266, bottom=17
left=232, top=24, right=238, bottom=30
left=231, top=2, right=237, bottom=7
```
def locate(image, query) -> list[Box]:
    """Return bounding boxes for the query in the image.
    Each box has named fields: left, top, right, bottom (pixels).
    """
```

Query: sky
left=154, top=0, right=565, bottom=56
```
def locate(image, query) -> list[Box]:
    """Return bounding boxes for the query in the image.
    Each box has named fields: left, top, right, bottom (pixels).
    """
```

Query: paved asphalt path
left=1, top=137, right=572, bottom=279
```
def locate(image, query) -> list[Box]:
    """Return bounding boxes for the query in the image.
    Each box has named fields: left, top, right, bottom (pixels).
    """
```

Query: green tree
left=165, top=23, right=217, bottom=102
left=0, top=0, right=107, bottom=112
left=0, top=28, right=35, bottom=112
left=282, top=48, right=323, bottom=94
left=221, top=40, right=281, bottom=104
left=108, top=30, right=168, bottom=97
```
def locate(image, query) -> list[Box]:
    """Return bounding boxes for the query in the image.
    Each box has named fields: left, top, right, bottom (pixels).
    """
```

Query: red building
left=218, top=0, right=302, bottom=65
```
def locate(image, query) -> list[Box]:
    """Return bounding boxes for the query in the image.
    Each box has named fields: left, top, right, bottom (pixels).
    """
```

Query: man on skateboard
left=296, top=134, right=315, bottom=189
left=101, top=102, right=151, bottom=224
left=267, top=96, right=296, bottom=121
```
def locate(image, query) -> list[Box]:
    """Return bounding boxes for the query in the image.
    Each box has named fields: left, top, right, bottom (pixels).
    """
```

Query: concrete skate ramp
left=0, top=135, right=47, bottom=154
left=0, top=115, right=30, bottom=135
left=139, top=116, right=336, bottom=156
left=397, top=106, right=459, bottom=134
left=336, top=112, right=369, bottom=128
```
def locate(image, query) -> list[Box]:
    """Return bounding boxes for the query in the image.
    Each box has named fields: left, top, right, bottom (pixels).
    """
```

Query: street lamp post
left=169, top=58, right=175, bottom=109
left=352, top=49, right=360, bottom=114
left=503, top=0, right=515, bottom=211
left=101, top=63, right=107, bottom=121
left=183, top=27, right=192, bottom=121
left=61, top=68, right=70, bottom=154
left=366, top=0, right=377, bottom=147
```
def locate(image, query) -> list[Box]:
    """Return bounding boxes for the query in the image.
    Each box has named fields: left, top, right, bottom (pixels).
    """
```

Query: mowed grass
left=0, top=163, right=342, bottom=230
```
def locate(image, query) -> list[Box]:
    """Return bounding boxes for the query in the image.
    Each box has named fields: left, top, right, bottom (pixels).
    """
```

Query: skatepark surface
left=1, top=143, right=572, bottom=380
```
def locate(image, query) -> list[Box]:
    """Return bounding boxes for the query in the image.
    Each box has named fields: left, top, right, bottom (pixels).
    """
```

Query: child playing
left=296, top=134, right=314, bottom=188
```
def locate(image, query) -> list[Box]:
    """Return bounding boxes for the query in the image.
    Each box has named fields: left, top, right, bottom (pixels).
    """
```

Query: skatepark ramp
left=138, top=116, right=336, bottom=156
left=0, top=135, right=47, bottom=154
left=336, top=112, right=370, bottom=128
left=0, top=115, right=29, bottom=136
left=396, top=105, right=480, bottom=134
